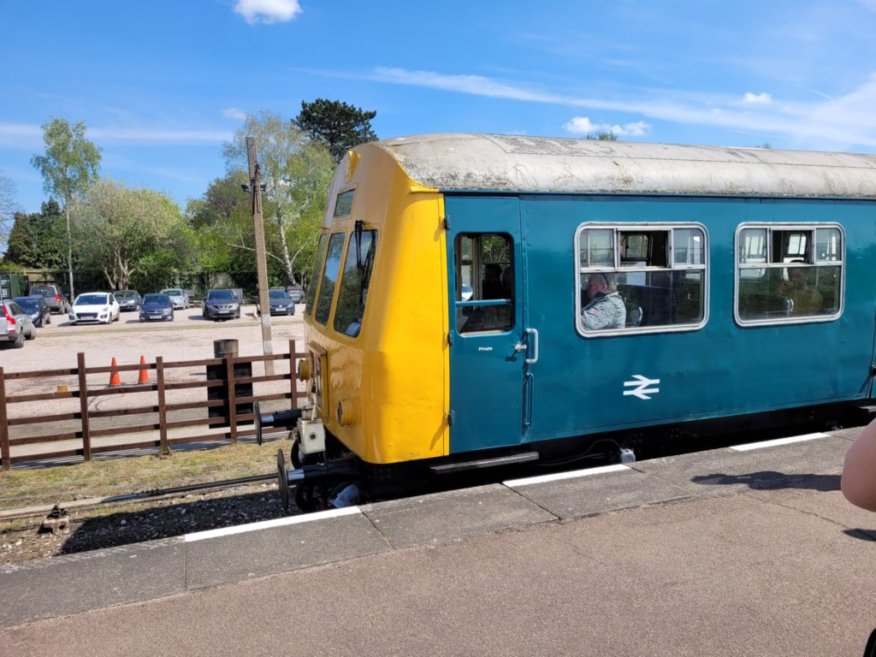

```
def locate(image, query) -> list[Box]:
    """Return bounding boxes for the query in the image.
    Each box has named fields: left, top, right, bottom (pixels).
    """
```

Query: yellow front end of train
left=300, top=142, right=450, bottom=465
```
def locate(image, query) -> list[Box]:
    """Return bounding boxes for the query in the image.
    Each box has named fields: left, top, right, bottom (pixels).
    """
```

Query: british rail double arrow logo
left=623, top=374, right=661, bottom=400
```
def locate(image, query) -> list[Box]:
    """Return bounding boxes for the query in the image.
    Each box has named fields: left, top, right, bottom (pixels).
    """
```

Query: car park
left=139, top=293, right=174, bottom=322
left=13, top=295, right=51, bottom=327
left=69, top=292, right=120, bottom=325
left=115, top=290, right=143, bottom=312
left=202, top=288, right=240, bottom=321
left=160, top=288, right=189, bottom=310
left=28, top=284, right=69, bottom=314
left=0, top=300, right=36, bottom=348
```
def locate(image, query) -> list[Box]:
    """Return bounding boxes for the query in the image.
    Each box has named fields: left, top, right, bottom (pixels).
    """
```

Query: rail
left=0, top=339, right=305, bottom=470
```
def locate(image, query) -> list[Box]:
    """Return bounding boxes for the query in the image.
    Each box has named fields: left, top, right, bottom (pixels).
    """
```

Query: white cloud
left=88, top=127, right=232, bottom=144
left=0, top=122, right=43, bottom=150
left=234, top=0, right=301, bottom=25
left=564, top=117, right=650, bottom=137
left=363, top=66, right=876, bottom=149
left=0, top=121, right=231, bottom=148
left=371, top=67, right=567, bottom=104
left=743, top=92, right=773, bottom=105
left=223, top=107, right=248, bottom=121
left=563, top=116, right=598, bottom=134
left=858, top=0, right=876, bottom=12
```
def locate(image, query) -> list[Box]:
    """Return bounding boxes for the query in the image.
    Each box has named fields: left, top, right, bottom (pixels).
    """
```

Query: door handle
left=524, top=328, right=539, bottom=365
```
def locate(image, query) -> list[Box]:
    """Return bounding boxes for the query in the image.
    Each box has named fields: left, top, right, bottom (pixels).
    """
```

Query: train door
left=445, top=196, right=529, bottom=454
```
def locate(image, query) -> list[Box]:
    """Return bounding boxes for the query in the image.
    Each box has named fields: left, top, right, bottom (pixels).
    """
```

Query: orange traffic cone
left=109, top=357, right=121, bottom=387
left=137, top=355, right=150, bottom=384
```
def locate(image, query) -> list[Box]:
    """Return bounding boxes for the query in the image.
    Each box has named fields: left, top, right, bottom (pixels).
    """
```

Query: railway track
left=0, top=473, right=277, bottom=524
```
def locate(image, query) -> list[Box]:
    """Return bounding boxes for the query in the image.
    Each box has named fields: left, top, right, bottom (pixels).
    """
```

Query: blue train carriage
left=279, top=133, right=876, bottom=509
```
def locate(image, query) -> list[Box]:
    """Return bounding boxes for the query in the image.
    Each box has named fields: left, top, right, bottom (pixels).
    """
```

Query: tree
left=223, top=112, right=334, bottom=285
left=586, top=130, right=619, bottom=141
left=294, top=99, right=378, bottom=162
left=31, top=118, right=101, bottom=298
left=71, top=180, right=188, bottom=291
left=3, top=200, right=66, bottom=269
left=187, top=172, right=258, bottom=276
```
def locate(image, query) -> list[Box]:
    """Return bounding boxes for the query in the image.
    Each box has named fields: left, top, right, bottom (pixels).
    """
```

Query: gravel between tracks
left=0, top=482, right=294, bottom=566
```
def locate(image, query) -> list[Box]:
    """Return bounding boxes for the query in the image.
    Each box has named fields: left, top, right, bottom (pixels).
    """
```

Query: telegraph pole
left=246, top=137, right=274, bottom=376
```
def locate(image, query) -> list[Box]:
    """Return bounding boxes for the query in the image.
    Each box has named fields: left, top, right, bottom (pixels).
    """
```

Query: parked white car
left=69, top=292, right=121, bottom=325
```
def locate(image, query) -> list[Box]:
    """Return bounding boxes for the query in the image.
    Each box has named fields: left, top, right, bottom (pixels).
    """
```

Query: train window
left=454, top=233, right=514, bottom=334
left=333, top=229, right=378, bottom=338
left=304, top=233, right=329, bottom=316
left=333, top=190, right=355, bottom=217
left=314, top=232, right=346, bottom=325
left=576, top=223, right=708, bottom=335
left=735, top=224, right=843, bottom=324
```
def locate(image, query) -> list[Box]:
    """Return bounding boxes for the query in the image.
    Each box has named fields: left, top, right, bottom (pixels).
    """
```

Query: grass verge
left=0, top=438, right=293, bottom=511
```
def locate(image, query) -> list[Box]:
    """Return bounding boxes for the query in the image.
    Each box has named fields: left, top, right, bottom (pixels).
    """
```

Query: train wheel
left=294, top=483, right=323, bottom=513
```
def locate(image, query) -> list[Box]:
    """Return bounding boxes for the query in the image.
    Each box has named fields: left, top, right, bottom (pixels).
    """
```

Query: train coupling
left=276, top=449, right=359, bottom=512
left=254, top=400, right=303, bottom=445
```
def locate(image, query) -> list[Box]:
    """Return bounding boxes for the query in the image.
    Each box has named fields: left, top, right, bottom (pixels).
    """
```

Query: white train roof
left=372, top=133, right=876, bottom=199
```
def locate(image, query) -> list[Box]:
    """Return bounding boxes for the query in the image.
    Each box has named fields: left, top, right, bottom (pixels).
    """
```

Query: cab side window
left=454, top=233, right=514, bottom=334
left=314, top=232, right=346, bottom=325
left=304, top=233, right=329, bottom=316
left=334, top=229, right=378, bottom=338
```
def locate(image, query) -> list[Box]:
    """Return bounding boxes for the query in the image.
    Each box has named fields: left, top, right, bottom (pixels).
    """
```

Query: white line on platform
left=730, top=432, right=829, bottom=452
left=184, top=506, right=361, bottom=543
left=503, top=463, right=631, bottom=488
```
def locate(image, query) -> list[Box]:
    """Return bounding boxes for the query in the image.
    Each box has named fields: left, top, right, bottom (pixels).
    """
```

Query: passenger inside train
left=777, top=264, right=824, bottom=316
left=581, top=273, right=626, bottom=330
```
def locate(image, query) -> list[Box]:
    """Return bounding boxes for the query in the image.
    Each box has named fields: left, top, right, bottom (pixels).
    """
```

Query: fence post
left=0, top=368, right=9, bottom=471
left=156, top=356, right=170, bottom=456
left=289, top=339, right=297, bottom=402
left=225, top=352, right=238, bottom=445
left=77, top=352, right=92, bottom=461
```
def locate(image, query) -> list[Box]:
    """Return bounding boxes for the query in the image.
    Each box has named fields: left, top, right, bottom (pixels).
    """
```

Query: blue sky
left=2, top=0, right=876, bottom=216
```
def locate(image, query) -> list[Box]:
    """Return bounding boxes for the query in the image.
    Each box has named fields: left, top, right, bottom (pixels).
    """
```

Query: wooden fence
left=0, top=340, right=305, bottom=470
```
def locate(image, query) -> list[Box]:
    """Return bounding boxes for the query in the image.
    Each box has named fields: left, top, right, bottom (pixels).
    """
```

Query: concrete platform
left=2, top=428, right=875, bottom=657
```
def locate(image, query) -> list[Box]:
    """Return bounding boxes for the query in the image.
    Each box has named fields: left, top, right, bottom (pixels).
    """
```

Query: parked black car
left=202, top=289, right=241, bottom=321
left=28, top=284, right=69, bottom=314
left=115, top=290, right=143, bottom=312
left=139, top=294, right=174, bottom=322
left=13, top=295, right=51, bottom=327
left=261, top=289, right=295, bottom=316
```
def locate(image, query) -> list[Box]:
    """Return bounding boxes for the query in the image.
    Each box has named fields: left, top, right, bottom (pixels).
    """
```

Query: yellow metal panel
left=303, top=143, right=450, bottom=464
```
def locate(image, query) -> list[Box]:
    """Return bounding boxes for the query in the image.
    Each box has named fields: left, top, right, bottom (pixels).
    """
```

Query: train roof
left=371, top=133, right=876, bottom=199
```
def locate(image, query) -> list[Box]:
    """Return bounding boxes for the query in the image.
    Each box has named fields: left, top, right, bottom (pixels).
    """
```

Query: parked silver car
left=28, top=284, right=70, bottom=314
left=0, top=300, right=36, bottom=348
left=115, top=290, right=143, bottom=312
left=160, top=288, right=189, bottom=310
